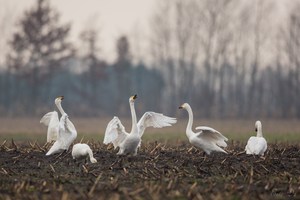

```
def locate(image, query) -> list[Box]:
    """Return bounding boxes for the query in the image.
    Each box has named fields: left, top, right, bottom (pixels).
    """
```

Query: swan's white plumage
left=40, top=111, right=59, bottom=142
left=137, top=112, right=177, bottom=137
left=72, top=143, right=97, bottom=163
left=46, top=97, right=77, bottom=156
left=245, top=121, right=267, bottom=156
left=103, top=116, right=129, bottom=149
left=104, top=95, right=176, bottom=155
left=179, top=103, right=228, bottom=155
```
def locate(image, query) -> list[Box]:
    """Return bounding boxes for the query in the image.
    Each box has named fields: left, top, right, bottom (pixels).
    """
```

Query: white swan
left=40, top=111, right=59, bottom=142
left=179, top=103, right=228, bottom=155
left=46, top=96, right=77, bottom=156
left=103, top=95, right=177, bottom=155
left=72, top=143, right=97, bottom=163
left=245, top=120, right=267, bottom=156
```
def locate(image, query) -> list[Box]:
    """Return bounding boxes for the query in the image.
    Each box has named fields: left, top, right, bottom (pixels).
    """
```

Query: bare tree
left=6, top=0, right=74, bottom=114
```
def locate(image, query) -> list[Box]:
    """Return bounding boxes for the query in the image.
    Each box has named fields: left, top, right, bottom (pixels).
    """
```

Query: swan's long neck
left=257, top=125, right=263, bottom=137
left=56, top=101, right=66, bottom=115
left=185, top=105, right=194, bottom=137
left=130, top=102, right=138, bottom=135
left=87, top=149, right=95, bottom=162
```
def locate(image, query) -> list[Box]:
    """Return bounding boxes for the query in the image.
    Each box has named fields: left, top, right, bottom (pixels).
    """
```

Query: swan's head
left=255, top=120, right=262, bottom=132
left=55, top=96, right=64, bottom=104
left=129, top=94, right=137, bottom=103
left=90, top=157, right=97, bottom=163
left=179, top=103, right=189, bottom=110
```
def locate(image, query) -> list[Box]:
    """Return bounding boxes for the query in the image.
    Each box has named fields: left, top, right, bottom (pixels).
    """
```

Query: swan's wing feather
left=40, top=111, right=58, bottom=126
left=103, top=117, right=128, bottom=148
left=195, top=126, right=228, bottom=147
left=137, top=112, right=177, bottom=137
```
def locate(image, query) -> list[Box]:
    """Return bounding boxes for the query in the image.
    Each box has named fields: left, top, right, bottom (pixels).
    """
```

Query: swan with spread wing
left=179, top=103, right=228, bottom=155
left=43, top=96, right=77, bottom=156
left=103, top=95, right=177, bottom=155
left=40, top=110, right=59, bottom=142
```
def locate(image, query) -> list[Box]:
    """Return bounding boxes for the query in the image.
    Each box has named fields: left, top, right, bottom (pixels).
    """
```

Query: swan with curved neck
left=103, top=94, right=177, bottom=155
left=245, top=120, right=267, bottom=156
left=179, top=103, right=228, bottom=155
left=72, top=143, right=97, bottom=163
left=46, top=96, right=77, bottom=156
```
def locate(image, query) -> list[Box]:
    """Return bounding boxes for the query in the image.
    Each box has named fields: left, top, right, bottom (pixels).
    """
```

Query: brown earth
left=0, top=141, right=299, bottom=200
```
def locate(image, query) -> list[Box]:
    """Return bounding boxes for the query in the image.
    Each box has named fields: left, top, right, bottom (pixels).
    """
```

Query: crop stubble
left=0, top=140, right=299, bottom=200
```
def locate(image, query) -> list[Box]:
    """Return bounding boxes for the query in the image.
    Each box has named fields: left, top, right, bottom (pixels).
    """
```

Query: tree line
left=0, top=0, right=299, bottom=118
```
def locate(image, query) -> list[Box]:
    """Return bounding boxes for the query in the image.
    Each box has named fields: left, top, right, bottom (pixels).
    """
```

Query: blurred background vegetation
left=0, top=0, right=300, bottom=120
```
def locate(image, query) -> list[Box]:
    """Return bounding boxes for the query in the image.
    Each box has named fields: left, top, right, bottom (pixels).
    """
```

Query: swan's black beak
left=56, top=96, right=64, bottom=100
left=133, top=94, right=137, bottom=100
left=179, top=106, right=183, bottom=109
left=255, top=128, right=257, bottom=132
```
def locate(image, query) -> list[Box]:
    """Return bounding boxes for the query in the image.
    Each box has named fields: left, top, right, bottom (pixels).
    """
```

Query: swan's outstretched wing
left=137, top=112, right=177, bottom=137
left=58, top=113, right=77, bottom=134
left=195, top=126, right=228, bottom=147
left=40, top=111, right=59, bottom=142
left=40, top=111, right=59, bottom=126
left=103, top=117, right=129, bottom=149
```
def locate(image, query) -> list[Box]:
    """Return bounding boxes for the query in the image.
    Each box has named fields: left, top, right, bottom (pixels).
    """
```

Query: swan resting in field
left=179, top=103, right=228, bottom=155
left=245, top=121, right=267, bottom=156
left=103, top=95, right=177, bottom=156
left=46, top=96, right=77, bottom=156
left=72, top=143, right=97, bottom=163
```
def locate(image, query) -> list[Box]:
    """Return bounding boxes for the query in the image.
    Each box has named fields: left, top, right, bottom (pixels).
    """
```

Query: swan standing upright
left=245, top=121, right=267, bottom=156
left=104, top=95, right=177, bottom=155
left=46, top=96, right=77, bottom=156
left=179, top=103, right=228, bottom=155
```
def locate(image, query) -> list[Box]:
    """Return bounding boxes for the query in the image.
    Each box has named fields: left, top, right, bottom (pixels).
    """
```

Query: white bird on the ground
left=46, top=96, right=77, bottom=156
left=40, top=111, right=59, bottom=142
left=72, top=143, right=97, bottom=163
left=179, top=103, right=228, bottom=155
left=103, top=95, right=177, bottom=155
left=245, top=120, right=267, bottom=156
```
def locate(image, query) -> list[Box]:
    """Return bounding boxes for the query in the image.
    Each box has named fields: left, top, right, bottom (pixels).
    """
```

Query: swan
left=103, top=95, right=177, bottom=155
left=245, top=120, right=267, bottom=156
left=72, top=143, right=97, bottom=163
left=179, top=103, right=228, bottom=155
left=46, top=96, right=77, bottom=156
left=40, top=111, right=59, bottom=142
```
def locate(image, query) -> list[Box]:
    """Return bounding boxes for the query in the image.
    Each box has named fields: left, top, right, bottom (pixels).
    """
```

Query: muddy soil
left=0, top=141, right=299, bottom=200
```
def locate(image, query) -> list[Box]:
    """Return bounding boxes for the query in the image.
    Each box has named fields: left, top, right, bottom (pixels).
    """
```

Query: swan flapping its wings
left=103, top=95, right=177, bottom=155
left=103, top=116, right=129, bottom=149
left=179, top=103, right=228, bottom=155
left=40, top=111, right=59, bottom=142
left=137, top=112, right=177, bottom=137
left=45, top=96, right=77, bottom=156
left=195, top=126, right=228, bottom=148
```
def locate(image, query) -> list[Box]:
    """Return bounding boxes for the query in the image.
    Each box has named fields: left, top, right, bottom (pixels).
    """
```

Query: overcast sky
left=0, top=0, right=155, bottom=64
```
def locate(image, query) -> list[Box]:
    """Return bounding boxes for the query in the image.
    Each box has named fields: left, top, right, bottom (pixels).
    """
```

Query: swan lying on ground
left=179, top=103, right=228, bottom=155
left=46, top=96, right=77, bottom=156
left=72, top=143, right=97, bottom=163
left=103, top=95, right=177, bottom=155
left=245, top=120, right=267, bottom=156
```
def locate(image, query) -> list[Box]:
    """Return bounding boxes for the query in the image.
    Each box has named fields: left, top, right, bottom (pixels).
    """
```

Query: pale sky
left=0, top=0, right=155, bottom=64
